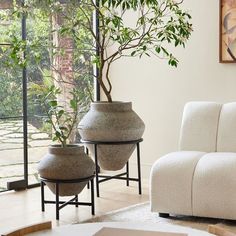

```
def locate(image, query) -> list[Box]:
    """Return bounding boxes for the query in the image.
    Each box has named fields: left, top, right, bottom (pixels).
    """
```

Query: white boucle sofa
left=150, top=101, right=236, bottom=220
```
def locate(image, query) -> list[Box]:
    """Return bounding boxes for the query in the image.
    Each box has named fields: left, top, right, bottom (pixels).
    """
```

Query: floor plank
left=0, top=179, right=149, bottom=234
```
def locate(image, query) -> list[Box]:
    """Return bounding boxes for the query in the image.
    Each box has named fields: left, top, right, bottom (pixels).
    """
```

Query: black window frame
left=0, top=0, right=100, bottom=192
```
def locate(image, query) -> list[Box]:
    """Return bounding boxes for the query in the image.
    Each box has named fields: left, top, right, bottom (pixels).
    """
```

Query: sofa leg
left=159, top=213, right=170, bottom=218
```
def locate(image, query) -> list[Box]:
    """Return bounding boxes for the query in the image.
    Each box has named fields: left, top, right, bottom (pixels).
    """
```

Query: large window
left=0, top=1, right=95, bottom=191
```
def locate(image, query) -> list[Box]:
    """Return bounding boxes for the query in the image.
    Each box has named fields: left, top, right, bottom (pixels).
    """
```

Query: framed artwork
left=220, top=0, right=236, bottom=63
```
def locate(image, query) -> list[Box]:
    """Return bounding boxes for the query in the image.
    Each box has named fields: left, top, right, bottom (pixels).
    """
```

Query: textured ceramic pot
left=38, top=145, right=95, bottom=196
left=78, top=102, right=145, bottom=171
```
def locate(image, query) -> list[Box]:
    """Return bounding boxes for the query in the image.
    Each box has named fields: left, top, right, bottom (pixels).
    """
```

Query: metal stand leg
left=94, top=144, right=100, bottom=197
left=41, top=181, right=45, bottom=212
left=126, top=161, right=129, bottom=186
left=56, top=183, right=59, bottom=220
left=86, top=147, right=90, bottom=189
left=137, top=143, right=142, bottom=195
left=75, top=195, right=78, bottom=208
left=86, top=147, right=89, bottom=155
left=91, top=179, right=95, bottom=215
left=159, top=213, right=170, bottom=218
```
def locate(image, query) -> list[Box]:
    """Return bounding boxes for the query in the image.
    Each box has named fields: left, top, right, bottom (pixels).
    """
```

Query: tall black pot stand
left=81, top=139, right=143, bottom=197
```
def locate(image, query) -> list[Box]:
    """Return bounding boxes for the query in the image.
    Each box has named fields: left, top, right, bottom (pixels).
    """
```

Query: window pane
left=0, top=8, right=24, bottom=190
left=0, top=2, right=95, bottom=190
left=26, top=4, right=94, bottom=185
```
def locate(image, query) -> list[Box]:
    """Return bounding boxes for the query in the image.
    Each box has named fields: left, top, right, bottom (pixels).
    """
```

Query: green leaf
left=48, top=100, right=57, bottom=107
left=155, top=46, right=161, bottom=53
left=55, top=131, right=61, bottom=138
left=175, top=40, right=179, bottom=47
left=101, top=0, right=107, bottom=5
left=59, top=27, right=69, bottom=34
left=58, top=110, right=64, bottom=118
left=52, top=136, right=58, bottom=142
left=70, top=99, right=77, bottom=110
left=59, top=126, right=68, bottom=131
left=161, top=47, right=169, bottom=56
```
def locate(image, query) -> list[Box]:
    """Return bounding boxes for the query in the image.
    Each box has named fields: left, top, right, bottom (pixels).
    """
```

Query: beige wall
left=107, top=0, right=236, bottom=179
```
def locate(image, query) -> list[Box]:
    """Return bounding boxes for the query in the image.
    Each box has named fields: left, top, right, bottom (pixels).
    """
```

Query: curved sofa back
left=179, top=101, right=222, bottom=152
left=217, top=103, right=236, bottom=152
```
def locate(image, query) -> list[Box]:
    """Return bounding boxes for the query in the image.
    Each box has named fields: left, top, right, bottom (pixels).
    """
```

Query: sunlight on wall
left=108, top=0, right=236, bottom=179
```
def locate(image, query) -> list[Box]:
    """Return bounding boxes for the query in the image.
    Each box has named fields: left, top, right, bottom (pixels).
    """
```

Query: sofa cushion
left=150, top=151, right=206, bottom=215
left=217, top=103, right=236, bottom=152
left=192, top=152, right=236, bottom=220
left=179, top=102, right=222, bottom=152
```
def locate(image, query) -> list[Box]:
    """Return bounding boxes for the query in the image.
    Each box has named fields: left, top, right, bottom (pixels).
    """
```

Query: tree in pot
left=33, top=85, right=95, bottom=196
left=8, top=0, right=192, bottom=171
left=74, top=0, right=193, bottom=170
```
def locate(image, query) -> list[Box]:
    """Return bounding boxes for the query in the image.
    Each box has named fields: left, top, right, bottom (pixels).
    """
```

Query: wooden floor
left=0, top=179, right=149, bottom=234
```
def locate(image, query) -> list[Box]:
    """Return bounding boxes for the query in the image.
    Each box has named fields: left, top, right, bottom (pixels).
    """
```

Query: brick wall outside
left=52, top=12, right=77, bottom=143
left=0, top=1, right=13, bottom=9
left=52, top=12, right=75, bottom=111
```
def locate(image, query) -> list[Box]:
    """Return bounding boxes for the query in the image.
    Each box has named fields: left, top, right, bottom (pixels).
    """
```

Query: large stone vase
left=38, top=145, right=95, bottom=196
left=78, top=102, right=145, bottom=171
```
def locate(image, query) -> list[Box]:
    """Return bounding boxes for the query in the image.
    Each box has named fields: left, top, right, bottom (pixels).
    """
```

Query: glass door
left=26, top=9, right=52, bottom=187
left=0, top=1, right=95, bottom=192
left=0, top=7, right=27, bottom=191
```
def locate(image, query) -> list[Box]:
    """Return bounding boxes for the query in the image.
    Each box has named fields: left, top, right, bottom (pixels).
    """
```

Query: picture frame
left=220, top=0, right=236, bottom=63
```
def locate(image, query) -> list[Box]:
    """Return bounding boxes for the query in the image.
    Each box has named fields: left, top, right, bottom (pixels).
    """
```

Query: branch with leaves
left=29, top=84, right=84, bottom=147
left=12, top=0, right=192, bottom=103
left=73, top=0, right=192, bottom=102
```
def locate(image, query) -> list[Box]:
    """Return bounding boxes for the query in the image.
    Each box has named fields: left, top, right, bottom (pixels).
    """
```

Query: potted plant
left=3, top=1, right=95, bottom=196
left=75, top=0, right=193, bottom=170
left=8, top=0, right=192, bottom=171
left=32, top=85, right=95, bottom=196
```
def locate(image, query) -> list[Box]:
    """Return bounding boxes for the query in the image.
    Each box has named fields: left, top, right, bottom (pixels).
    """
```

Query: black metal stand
left=81, top=139, right=143, bottom=198
left=40, top=175, right=95, bottom=220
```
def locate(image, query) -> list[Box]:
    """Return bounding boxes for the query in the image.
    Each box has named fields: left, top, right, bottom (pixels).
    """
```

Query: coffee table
left=27, top=222, right=214, bottom=236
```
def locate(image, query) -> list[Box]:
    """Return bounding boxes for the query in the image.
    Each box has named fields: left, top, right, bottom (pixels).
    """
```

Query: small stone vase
left=38, top=145, right=95, bottom=196
left=78, top=102, right=145, bottom=171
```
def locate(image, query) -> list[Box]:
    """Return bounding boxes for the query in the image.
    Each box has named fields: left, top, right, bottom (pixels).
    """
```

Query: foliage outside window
left=0, top=1, right=94, bottom=144
left=0, top=8, right=22, bottom=117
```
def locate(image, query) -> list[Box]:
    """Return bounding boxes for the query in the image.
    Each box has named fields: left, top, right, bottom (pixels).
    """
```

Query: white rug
left=83, top=202, right=236, bottom=233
